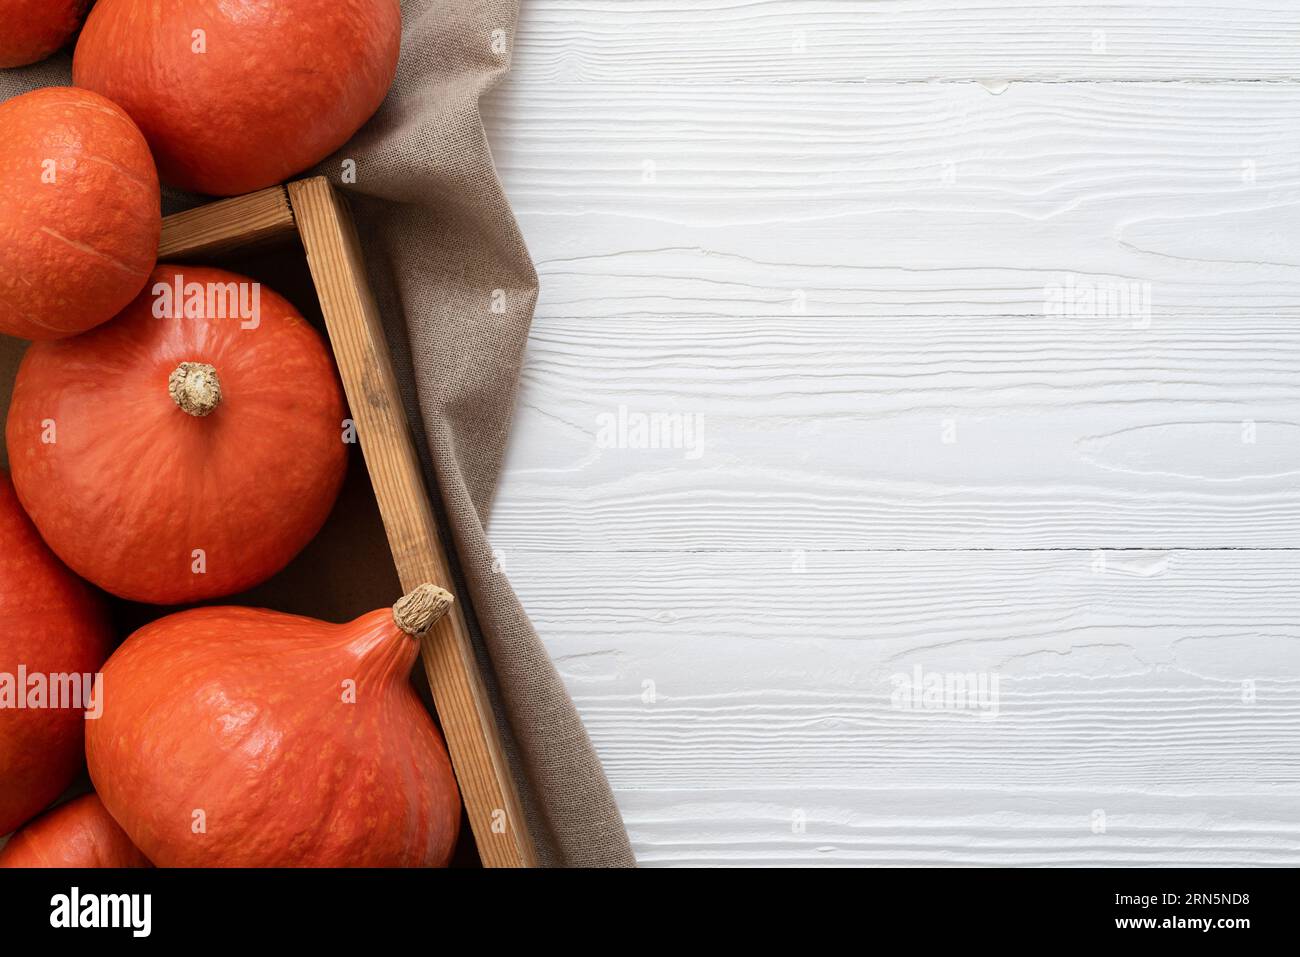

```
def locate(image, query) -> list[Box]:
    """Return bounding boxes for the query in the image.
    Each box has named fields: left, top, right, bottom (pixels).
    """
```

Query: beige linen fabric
left=1, top=0, right=634, bottom=868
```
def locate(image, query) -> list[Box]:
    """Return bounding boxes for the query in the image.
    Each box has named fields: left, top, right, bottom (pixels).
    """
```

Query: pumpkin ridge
left=78, top=153, right=158, bottom=196
left=36, top=225, right=144, bottom=278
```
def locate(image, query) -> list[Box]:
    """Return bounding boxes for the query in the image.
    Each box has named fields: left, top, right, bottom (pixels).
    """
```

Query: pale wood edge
left=159, top=186, right=297, bottom=261
left=286, top=177, right=539, bottom=869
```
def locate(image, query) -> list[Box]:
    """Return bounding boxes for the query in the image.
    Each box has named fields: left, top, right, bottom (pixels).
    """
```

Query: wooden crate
left=0, top=177, right=537, bottom=868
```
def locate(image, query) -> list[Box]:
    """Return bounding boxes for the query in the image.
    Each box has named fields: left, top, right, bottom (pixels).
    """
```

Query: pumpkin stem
left=393, top=584, right=455, bottom=636
left=169, top=362, right=222, bottom=417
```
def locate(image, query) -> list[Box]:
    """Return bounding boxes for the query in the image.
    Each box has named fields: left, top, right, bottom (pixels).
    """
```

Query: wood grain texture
left=482, top=82, right=1300, bottom=318
left=506, top=549, right=1300, bottom=865
left=287, top=178, right=538, bottom=868
left=510, top=0, right=1300, bottom=84
left=159, top=186, right=297, bottom=261
left=487, top=0, right=1300, bottom=865
left=491, top=315, right=1300, bottom=549
left=614, top=790, right=1300, bottom=866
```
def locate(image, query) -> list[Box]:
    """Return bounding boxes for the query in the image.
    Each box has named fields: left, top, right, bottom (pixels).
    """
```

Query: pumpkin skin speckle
left=72, top=0, right=402, bottom=196
left=0, top=470, right=110, bottom=836
left=5, top=264, right=348, bottom=605
left=0, top=87, right=160, bottom=340
left=86, top=604, right=462, bottom=867
left=0, top=0, right=88, bottom=68
left=0, top=794, right=150, bottom=868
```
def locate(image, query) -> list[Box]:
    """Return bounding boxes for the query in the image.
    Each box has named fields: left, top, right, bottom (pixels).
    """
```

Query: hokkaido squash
left=0, top=87, right=160, bottom=340
left=0, top=470, right=110, bottom=837
left=0, top=794, right=150, bottom=868
left=5, top=264, right=348, bottom=605
left=0, top=0, right=88, bottom=68
left=73, top=0, right=402, bottom=196
left=87, top=584, right=463, bottom=867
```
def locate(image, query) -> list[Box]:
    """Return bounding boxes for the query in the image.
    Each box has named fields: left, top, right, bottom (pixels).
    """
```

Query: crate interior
left=0, top=235, right=481, bottom=867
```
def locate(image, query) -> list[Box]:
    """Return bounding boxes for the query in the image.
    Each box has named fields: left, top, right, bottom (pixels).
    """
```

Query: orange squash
left=87, top=585, right=463, bottom=867
left=0, top=0, right=88, bottom=68
left=0, top=87, right=160, bottom=340
left=6, top=264, right=348, bottom=604
left=73, top=0, right=401, bottom=196
left=0, top=470, right=110, bottom=836
left=0, top=794, right=150, bottom=868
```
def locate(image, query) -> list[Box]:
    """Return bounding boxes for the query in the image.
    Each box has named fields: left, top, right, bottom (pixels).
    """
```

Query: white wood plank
left=489, top=315, right=1300, bottom=550
left=499, top=549, right=1300, bottom=865
left=487, top=0, right=1300, bottom=868
left=511, top=0, right=1300, bottom=84
left=483, top=82, right=1300, bottom=318
left=616, top=789, right=1300, bottom=866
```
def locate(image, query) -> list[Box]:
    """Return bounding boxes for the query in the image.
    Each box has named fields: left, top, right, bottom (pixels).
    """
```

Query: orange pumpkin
left=87, top=585, right=463, bottom=867
left=73, top=0, right=401, bottom=196
left=0, top=87, right=160, bottom=340
left=5, top=264, right=348, bottom=604
left=0, top=794, right=150, bottom=868
left=0, top=470, right=110, bottom=836
left=0, top=0, right=88, bottom=68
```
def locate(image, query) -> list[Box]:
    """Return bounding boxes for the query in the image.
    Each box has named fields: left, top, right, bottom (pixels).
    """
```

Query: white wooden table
left=483, top=0, right=1300, bottom=866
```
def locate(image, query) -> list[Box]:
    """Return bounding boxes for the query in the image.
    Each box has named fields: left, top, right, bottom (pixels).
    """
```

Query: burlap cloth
left=1, top=0, right=634, bottom=868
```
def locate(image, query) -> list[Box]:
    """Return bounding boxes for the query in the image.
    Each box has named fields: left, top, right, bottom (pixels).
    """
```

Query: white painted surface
left=482, top=1, right=1300, bottom=865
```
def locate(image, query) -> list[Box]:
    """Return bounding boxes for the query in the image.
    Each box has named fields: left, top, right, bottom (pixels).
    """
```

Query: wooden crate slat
left=160, top=187, right=297, bottom=261
left=285, top=177, right=538, bottom=868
